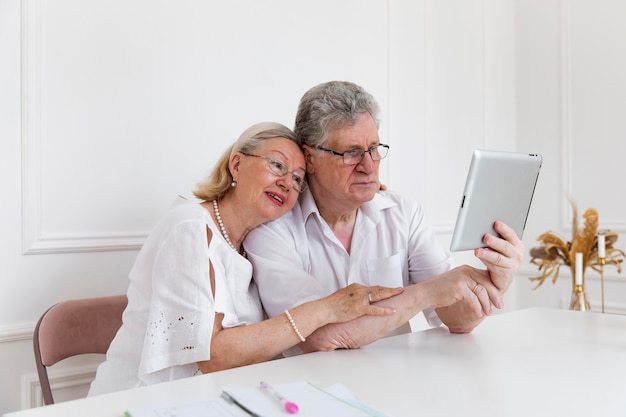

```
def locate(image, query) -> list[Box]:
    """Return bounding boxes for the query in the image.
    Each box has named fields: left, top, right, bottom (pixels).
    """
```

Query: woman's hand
left=324, top=283, right=403, bottom=323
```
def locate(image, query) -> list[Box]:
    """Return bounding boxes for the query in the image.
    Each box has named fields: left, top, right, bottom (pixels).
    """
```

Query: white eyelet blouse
left=89, top=198, right=261, bottom=396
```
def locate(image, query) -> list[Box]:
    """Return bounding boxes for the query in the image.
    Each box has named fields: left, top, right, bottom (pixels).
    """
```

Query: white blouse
left=88, top=198, right=261, bottom=396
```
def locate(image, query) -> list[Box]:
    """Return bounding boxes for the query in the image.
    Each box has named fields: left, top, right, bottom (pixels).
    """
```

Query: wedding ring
left=472, top=283, right=480, bottom=295
left=368, top=293, right=373, bottom=304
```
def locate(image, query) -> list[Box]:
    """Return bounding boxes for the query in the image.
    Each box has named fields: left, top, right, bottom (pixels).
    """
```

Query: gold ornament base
left=569, top=284, right=591, bottom=311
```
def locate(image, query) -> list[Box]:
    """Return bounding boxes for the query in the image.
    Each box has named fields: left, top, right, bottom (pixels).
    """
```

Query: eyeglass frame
left=239, top=152, right=308, bottom=193
left=314, top=143, right=390, bottom=165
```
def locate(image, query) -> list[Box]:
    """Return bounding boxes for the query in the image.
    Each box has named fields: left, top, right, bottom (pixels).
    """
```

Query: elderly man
left=244, top=81, right=523, bottom=353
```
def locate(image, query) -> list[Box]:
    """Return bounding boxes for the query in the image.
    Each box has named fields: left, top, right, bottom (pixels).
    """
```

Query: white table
left=5, top=307, right=626, bottom=417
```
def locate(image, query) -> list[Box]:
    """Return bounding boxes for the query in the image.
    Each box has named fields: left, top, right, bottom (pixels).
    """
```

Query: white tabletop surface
left=5, top=307, right=626, bottom=417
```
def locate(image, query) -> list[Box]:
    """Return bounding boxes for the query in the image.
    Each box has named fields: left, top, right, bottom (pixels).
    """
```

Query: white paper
left=224, top=381, right=371, bottom=417
left=124, top=381, right=379, bottom=417
left=125, top=396, right=249, bottom=417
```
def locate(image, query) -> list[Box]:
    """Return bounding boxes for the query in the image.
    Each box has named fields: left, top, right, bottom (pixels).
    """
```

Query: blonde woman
left=88, top=122, right=402, bottom=396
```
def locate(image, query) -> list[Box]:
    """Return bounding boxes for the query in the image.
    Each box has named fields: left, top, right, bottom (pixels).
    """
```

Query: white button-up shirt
left=245, top=189, right=456, bottom=332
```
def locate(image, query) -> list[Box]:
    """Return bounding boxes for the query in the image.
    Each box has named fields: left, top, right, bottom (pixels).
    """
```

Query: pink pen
left=259, top=381, right=299, bottom=414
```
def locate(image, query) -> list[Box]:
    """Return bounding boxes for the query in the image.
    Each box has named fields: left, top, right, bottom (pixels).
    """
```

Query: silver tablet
left=449, top=150, right=542, bottom=252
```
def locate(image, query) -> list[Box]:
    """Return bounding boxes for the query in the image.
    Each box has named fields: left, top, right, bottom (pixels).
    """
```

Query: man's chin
left=352, top=186, right=378, bottom=203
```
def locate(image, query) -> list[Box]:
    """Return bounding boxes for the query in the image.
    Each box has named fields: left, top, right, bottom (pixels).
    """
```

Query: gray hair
left=294, top=81, right=381, bottom=148
left=194, top=122, right=299, bottom=202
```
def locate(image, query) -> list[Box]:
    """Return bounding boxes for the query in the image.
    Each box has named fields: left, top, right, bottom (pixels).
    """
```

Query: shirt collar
left=299, top=188, right=397, bottom=225
left=299, top=188, right=321, bottom=223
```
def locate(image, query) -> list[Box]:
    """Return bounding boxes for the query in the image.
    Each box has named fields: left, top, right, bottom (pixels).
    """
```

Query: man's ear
left=302, top=145, right=315, bottom=174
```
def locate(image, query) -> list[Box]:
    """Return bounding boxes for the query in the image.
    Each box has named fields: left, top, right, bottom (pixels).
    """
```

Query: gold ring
left=472, top=283, right=480, bottom=294
left=368, top=293, right=373, bottom=304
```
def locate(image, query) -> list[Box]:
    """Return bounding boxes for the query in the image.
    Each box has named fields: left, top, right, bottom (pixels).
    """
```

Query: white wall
left=515, top=0, right=626, bottom=313
left=2, top=0, right=625, bottom=414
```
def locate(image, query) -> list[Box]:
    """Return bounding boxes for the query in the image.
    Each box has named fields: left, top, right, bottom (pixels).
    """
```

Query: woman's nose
left=276, top=175, right=290, bottom=190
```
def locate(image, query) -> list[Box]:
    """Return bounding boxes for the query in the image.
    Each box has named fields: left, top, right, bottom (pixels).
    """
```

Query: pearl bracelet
left=284, top=309, right=306, bottom=342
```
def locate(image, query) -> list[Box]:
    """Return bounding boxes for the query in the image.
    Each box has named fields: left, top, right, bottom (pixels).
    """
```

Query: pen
left=259, top=381, right=299, bottom=414
left=221, top=391, right=262, bottom=417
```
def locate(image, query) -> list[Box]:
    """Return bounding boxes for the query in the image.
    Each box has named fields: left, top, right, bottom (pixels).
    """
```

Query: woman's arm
left=197, top=283, right=403, bottom=373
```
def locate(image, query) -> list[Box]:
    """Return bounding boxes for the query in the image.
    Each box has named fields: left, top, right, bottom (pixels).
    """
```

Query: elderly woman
left=88, top=122, right=402, bottom=395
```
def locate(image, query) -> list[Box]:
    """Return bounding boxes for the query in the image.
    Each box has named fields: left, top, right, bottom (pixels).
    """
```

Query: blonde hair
left=193, top=123, right=300, bottom=201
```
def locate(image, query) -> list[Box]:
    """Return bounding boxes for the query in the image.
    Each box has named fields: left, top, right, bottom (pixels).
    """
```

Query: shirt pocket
left=365, top=251, right=404, bottom=288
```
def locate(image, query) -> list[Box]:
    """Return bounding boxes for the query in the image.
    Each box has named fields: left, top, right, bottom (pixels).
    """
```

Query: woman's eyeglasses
left=240, top=153, right=307, bottom=193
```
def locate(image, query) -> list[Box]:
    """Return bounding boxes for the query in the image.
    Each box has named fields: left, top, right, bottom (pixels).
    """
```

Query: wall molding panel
left=22, top=365, right=97, bottom=409
left=0, top=323, right=34, bottom=343
left=559, top=0, right=626, bottom=233
left=20, top=0, right=147, bottom=255
left=559, top=0, right=572, bottom=233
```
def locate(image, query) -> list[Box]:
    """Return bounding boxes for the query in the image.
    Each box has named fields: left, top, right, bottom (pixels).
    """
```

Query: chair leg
left=33, top=317, right=55, bottom=405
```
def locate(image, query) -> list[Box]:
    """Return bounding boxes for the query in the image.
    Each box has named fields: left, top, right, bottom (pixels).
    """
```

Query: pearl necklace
left=212, top=199, right=244, bottom=256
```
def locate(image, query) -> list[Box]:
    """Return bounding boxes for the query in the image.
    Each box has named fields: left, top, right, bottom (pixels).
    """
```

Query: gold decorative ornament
left=528, top=199, right=625, bottom=312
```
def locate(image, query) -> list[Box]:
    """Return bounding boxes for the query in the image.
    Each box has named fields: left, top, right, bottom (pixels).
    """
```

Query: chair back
left=33, top=295, right=127, bottom=405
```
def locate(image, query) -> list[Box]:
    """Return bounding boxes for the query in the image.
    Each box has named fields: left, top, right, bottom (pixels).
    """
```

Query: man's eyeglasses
left=315, top=144, right=390, bottom=165
left=240, top=153, right=307, bottom=193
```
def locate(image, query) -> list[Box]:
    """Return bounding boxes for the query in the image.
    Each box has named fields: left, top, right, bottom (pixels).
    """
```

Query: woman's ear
left=229, top=153, right=242, bottom=181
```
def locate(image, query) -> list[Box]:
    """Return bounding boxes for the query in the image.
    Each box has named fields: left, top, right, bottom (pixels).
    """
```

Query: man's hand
left=475, top=220, right=524, bottom=293
left=436, top=220, right=523, bottom=333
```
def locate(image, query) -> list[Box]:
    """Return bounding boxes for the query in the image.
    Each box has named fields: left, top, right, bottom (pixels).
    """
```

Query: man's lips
left=352, top=180, right=377, bottom=187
